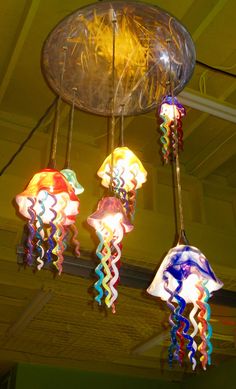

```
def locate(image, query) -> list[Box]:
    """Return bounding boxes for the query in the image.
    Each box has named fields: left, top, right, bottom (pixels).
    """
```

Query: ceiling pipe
left=179, top=89, right=236, bottom=123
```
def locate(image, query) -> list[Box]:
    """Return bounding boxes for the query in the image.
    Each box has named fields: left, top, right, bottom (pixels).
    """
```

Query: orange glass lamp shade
left=15, top=168, right=80, bottom=273
left=98, top=146, right=147, bottom=191
left=87, top=196, right=133, bottom=312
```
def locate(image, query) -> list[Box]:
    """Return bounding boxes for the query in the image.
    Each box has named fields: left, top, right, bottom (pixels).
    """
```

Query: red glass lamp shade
left=16, top=168, right=79, bottom=225
left=15, top=168, right=80, bottom=273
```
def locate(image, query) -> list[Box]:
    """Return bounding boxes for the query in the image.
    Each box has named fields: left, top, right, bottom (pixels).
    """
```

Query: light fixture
left=15, top=168, right=80, bottom=273
left=159, top=95, right=185, bottom=163
left=147, top=36, right=223, bottom=368
left=39, top=1, right=196, bottom=312
left=87, top=196, right=133, bottom=313
left=97, top=146, right=147, bottom=219
left=42, top=1, right=195, bottom=115
left=147, top=245, right=223, bottom=370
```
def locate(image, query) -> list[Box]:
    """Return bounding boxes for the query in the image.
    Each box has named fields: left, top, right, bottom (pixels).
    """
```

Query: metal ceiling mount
left=42, top=0, right=195, bottom=116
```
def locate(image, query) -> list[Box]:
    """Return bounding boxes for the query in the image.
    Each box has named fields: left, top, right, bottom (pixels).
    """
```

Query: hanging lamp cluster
left=14, top=0, right=223, bottom=370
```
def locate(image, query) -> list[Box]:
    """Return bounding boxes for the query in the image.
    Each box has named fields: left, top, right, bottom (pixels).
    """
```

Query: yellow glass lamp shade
left=16, top=168, right=79, bottom=225
left=97, top=147, right=147, bottom=192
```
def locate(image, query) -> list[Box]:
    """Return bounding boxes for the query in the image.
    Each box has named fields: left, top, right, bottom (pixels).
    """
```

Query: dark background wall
left=9, top=363, right=180, bottom=389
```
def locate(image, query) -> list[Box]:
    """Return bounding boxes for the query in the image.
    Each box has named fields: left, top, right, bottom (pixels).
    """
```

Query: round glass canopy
left=42, top=1, right=195, bottom=116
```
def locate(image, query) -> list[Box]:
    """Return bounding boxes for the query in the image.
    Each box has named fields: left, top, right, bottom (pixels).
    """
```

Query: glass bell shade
left=87, top=196, right=133, bottom=233
left=97, top=146, right=147, bottom=192
left=147, top=244, right=223, bottom=303
left=147, top=244, right=223, bottom=370
left=15, top=168, right=79, bottom=225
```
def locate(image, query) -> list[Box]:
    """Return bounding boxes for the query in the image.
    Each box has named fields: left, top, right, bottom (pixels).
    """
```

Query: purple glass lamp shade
left=159, top=96, right=186, bottom=122
left=87, top=196, right=133, bottom=233
left=147, top=245, right=223, bottom=303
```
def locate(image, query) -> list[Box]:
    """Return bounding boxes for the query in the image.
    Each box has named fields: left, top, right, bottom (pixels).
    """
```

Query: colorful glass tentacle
left=101, top=222, right=112, bottom=308
left=70, top=223, right=80, bottom=257
left=109, top=226, right=123, bottom=313
left=94, top=230, right=105, bottom=305
left=176, top=117, right=183, bottom=152
left=35, top=191, right=48, bottom=270
left=160, top=112, right=171, bottom=163
left=163, top=280, right=178, bottom=366
left=129, top=174, right=137, bottom=220
left=173, top=281, right=196, bottom=368
left=52, top=195, right=67, bottom=274
left=26, top=197, right=36, bottom=265
left=203, top=281, right=213, bottom=365
left=113, top=167, right=130, bottom=215
left=46, top=194, right=57, bottom=263
left=188, top=300, right=198, bottom=370
left=35, top=216, right=45, bottom=270
left=196, top=281, right=208, bottom=370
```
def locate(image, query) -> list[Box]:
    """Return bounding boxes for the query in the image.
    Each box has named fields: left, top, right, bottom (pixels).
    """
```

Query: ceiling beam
left=5, top=288, right=53, bottom=339
left=179, top=89, right=236, bottom=124
left=192, top=0, right=228, bottom=41
left=0, top=0, right=40, bottom=105
left=185, top=125, right=236, bottom=178
left=16, top=246, right=236, bottom=308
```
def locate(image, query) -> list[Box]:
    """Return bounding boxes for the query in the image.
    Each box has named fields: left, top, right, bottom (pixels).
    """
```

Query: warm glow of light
left=16, top=169, right=79, bottom=225
left=160, top=103, right=180, bottom=121
left=102, top=212, right=123, bottom=229
left=87, top=196, right=133, bottom=233
left=87, top=196, right=133, bottom=312
left=97, top=147, right=147, bottom=191
left=68, top=11, right=152, bottom=78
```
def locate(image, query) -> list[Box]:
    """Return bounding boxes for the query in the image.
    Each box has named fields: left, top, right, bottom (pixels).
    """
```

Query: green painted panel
left=14, top=363, right=179, bottom=389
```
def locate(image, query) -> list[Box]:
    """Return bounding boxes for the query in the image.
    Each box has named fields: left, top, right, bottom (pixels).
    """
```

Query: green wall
left=13, top=363, right=180, bottom=389
left=182, top=358, right=236, bottom=389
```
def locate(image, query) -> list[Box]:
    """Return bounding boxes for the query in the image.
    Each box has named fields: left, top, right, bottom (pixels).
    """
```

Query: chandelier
left=14, top=0, right=223, bottom=369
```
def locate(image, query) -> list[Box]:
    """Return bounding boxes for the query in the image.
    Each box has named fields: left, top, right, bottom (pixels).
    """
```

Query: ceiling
left=0, top=0, right=235, bottom=383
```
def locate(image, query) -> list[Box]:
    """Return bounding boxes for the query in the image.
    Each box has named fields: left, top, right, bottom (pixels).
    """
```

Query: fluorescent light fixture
left=179, top=90, right=236, bottom=123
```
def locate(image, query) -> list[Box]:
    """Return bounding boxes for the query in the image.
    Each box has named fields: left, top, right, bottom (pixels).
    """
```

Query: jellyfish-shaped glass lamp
left=15, top=168, right=80, bottom=273
left=147, top=244, right=223, bottom=370
left=87, top=196, right=133, bottom=313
